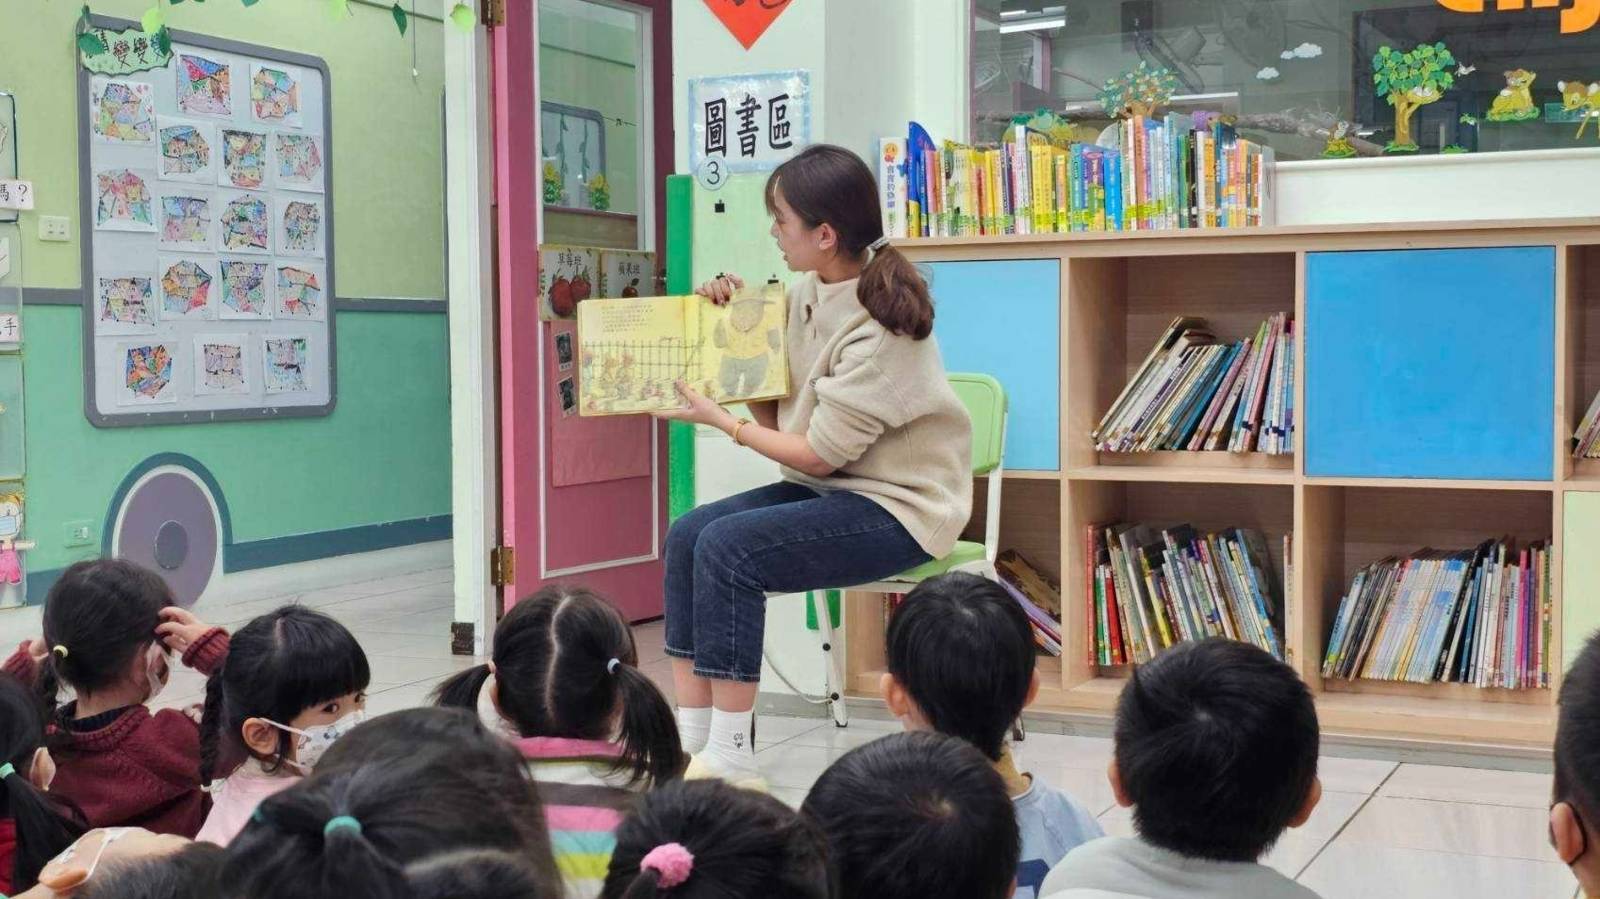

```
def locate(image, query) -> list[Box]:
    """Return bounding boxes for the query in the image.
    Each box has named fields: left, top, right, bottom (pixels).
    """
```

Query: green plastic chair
left=772, top=373, right=1008, bottom=727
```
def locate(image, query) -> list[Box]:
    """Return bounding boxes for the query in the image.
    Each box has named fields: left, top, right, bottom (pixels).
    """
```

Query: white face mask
left=144, top=643, right=170, bottom=703
left=264, top=710, right=366, bottom=774
left=0, top=514, right=19, bottom=538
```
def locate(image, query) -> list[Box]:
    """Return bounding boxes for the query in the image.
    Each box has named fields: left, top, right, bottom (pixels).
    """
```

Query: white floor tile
left=1332, top=796, right=1559, bottom=863
left=1012, top=732, right=1115, bottom=773
left=1042, top=765, right=1121, bottom=818
left=769, top=787, right=810, bottom=809
left=1297, top=842, right=1577, bottom=899
left=1379, top=763, right=1553, bottom=809
left=755, top=743, right=846, bottom=791
left=755, top=714, right=829, bottom=749
left=1317, top=755, right=1398, bottom=795
left=365, top=652, right=480, bottom=689
left=784, top=718, right=903, bottom=752
left=366, top=679, right=446, bottom=717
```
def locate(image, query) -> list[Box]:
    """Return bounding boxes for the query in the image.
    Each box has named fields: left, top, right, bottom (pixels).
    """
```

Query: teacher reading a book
left=656, top=144, right=973, bottom=786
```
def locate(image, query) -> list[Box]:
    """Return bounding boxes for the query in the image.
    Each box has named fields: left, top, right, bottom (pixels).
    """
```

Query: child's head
left=40, top=560, right=174, bottom=708
left=222, top=708, right=560, bottom=899
left=764, top=143, right=934, bottom=340
left=405, top=850, right=551, bottom=899
left=1553, top=630, right=1600, bottom=890
left=75, top=841, right=224, bottom=899
left=802, top=731, right=1018, bottom=899
left=1112, top=638, right=1321, bottom=863
left=0, top=673, right=82, bottom=891
left=602, top=779, right=831, bottom=899
left=882, top=572, right=1037, bottom=761
left=433, top=584, right=684, bottom=787
left=199, top=605, right=370, bottom=782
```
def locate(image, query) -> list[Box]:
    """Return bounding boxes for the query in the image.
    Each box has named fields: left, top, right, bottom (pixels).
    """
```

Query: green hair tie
left=0, top=763, right=14, bottom=780
left=324, top=815, right=362, bottom=837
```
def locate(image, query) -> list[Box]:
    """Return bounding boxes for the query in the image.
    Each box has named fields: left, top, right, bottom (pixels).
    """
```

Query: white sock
left=677, top=706, right=712, bottom=755
left=698, top=707, right=761, bottom=782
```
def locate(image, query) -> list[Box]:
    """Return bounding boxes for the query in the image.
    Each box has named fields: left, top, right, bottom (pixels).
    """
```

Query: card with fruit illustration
left=575, top=280, right=788, bottom=416
left=539, top=244, right=599, bottom=321
left=599, top=249, right=655, bottom=299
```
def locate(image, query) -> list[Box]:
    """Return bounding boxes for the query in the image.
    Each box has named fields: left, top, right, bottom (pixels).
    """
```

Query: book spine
left=877, top=138, right=908, bottom=240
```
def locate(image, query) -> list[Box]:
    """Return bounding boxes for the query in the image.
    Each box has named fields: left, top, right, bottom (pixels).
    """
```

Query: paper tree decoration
left=1099, top=62, right=1179, bottom=120
left=587, top=174, right=610, bottom=212
left=1372, top=42, right=1457, bottom=152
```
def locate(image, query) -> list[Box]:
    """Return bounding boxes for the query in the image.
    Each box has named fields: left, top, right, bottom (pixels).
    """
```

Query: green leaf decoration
left=171, top=0, right=186, bottom=5
left=140, top=5, right=164, bottom=34
left=155, top=26, right=172, bottom=55
left=392, top=2, right=408, bottom=34
left=76, top=30, right=108, bottom=55
left=449, top=1, right=475, bottom=30
left=242, top=0, right=261, bottom=6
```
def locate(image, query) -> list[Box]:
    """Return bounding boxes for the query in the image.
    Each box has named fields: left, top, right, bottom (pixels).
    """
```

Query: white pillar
left=445, top=15, right=498, bottom=655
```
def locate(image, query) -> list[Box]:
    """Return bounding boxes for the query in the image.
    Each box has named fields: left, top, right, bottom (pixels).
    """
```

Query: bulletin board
left=77, top=16, right=335, bottom=426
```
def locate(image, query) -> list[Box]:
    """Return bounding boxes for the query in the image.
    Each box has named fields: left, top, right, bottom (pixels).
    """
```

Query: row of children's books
left=878, top=118, right=1275, bottom=240
left=1570, top=386, right=1600, bottom=458
left=1321, top=539, right=1553, bottom=690
left=1086, top=523, right=1286, bottom=667
left=1093, top=313, right=1294, bottom=455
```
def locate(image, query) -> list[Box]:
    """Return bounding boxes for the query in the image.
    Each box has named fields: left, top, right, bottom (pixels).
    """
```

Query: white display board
left=78, top=17, right=334, bottom=426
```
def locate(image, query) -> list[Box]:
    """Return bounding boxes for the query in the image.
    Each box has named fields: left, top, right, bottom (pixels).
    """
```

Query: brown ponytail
left=765, top=144, right=935, bottom=340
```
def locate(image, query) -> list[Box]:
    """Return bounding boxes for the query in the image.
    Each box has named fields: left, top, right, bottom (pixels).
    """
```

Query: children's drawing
left=158, top=118, right=215, bottom=183
left=176, top=53, right=232, bottom=117
left=120, top=341, right=178, bottom=406
left=219, top=129, right=268, bottom=189
left=95, top=275, right=156, bottom=334
left=219, top=194, right=271, bottom=254
left=273, top=132, right=324, bottom=192
left=250, top=64, right=303, bottom=128
left=714, top=293, right=782, bottom=397
left=1487, top=69, right=1541, bottom=123
left=263, top=336, right=310, bottom=393
left=158, top=257, right=216, bottom=320
left=94, top=169, right=157, bottom=232
left=1558, top=80, right=1600, bottom=140
left=219, top=259, right=271, bottom=319
left=278, top=198, right=324, bottom=257
left=0, top=489, right=34, bottom=587
left=194, top=334, right=249, bottom=395
left=90, top=78, right=155, bottom=143
left=158, top=193, right=214, bottom=250
left=275, top=264, right=326, bottom=321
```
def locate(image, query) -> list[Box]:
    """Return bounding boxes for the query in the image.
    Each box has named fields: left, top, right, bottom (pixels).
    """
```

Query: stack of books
left=1086, top=523, right=1285, bottom=666
left=1572, top=388, right=1600, bottom=458
left=1093, top=314, right=1294, bottom=454
left=1322, top=540, right=1553, bottom=689
left=878, top=118, right=1275, bottom=240
left=996, top=551, right=1064, bottom=657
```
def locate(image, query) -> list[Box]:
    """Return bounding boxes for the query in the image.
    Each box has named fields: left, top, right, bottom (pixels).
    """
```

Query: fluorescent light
left=1000, top=9, right=1030, bottom=17
left=1000, top=15, right=1065, bottom=32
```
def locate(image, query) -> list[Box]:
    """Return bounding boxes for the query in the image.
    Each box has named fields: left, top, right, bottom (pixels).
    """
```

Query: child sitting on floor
left=0, top=673, right=84, bottom=894
left=1550, top=630, right=1600, bottom=897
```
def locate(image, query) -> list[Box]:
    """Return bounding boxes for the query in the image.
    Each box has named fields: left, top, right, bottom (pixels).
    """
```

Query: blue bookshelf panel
left=926, top=259, right=1060, bottom=471
left=1305, top=247, right=1555, bottom=481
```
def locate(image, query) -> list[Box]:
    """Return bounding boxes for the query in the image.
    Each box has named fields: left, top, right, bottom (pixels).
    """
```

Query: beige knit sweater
left=777, top=272, right=973, bottom=559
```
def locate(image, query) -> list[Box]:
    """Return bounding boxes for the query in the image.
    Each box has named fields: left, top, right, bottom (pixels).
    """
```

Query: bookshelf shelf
left=834, top=220, right=1600, bottom=753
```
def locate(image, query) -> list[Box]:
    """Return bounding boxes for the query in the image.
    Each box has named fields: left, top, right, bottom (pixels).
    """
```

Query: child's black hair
left=0, top=673, right=84, bottom=891
left=77, top=841, right=225, bottom=899
left=1115, top=637, right=1319, bottom=862
left=603, top=779, right=832, bottom=899
left=222, top=707, right=561, bottom=899
left=802, top=731, right=1018, bottom=899
left=433, top=584, right=684, bottom=787
left=39, top=559, right=173, bottom=714
left=885, top=572, right=1035, bottom=760
left=406, top=849, right=552, bottom=899
left=198, top=604, right=371, bottom=782
left=1556, top=630, right=1600, bottom=829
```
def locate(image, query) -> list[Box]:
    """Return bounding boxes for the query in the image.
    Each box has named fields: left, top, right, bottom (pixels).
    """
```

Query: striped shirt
left=516, top=736, right=646, bottom=899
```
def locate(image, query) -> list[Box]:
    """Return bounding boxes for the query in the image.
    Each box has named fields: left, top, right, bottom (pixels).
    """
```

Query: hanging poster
left=688, top=70, right=810, bottom=177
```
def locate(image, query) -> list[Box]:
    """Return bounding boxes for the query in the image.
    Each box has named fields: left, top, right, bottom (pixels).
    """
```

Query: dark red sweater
left=1, top=628, right=230, bottom=837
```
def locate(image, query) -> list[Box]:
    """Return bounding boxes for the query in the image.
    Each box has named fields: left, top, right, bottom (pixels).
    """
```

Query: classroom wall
left=0, top=0, right=451, bottom=595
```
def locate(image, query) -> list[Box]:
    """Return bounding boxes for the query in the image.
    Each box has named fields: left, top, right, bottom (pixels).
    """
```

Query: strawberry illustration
left=570, top=269, right=592, bottom=303
left=549, top=275, right=575, bottom=317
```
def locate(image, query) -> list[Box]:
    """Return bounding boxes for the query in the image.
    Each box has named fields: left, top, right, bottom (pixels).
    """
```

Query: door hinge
left=481, top=0, right=506, bottom=27
left=489, top=545, right=514, bottom=587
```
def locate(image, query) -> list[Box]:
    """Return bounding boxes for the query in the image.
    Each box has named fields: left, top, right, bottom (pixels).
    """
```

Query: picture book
left=576, top=280, right=789, bottom=416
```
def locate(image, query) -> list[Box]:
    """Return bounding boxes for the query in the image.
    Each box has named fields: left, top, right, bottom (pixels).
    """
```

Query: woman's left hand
left=653, top=380, right=730, bottom=428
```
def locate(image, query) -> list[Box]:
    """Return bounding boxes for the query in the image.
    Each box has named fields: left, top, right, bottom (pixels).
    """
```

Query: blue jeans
left=663, top=482, right=931, bottom=683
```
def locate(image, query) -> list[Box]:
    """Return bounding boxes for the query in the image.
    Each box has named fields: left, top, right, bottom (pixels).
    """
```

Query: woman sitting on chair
left=655, top=144, right=973, bottom=786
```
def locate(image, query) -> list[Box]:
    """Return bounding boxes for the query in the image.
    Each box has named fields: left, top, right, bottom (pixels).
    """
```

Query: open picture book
left=575, top=280, right=789, bottom=416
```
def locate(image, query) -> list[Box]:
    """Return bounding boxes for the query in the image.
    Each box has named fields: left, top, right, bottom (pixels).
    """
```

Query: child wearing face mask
left=193, top=605, right=369, bottom=846
left=1, top=560, right=230, bottom=838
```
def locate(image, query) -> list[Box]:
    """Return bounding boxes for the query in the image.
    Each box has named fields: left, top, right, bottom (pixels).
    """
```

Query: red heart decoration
left=703, top=0, right=794, bottom=51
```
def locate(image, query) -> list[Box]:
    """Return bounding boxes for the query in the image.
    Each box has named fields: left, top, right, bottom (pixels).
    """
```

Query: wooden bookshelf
left=840, top=219, right=1600, bottom=753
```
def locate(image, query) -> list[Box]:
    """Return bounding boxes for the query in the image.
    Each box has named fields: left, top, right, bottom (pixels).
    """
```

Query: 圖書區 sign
left=689, top=70, right=810, bottom=179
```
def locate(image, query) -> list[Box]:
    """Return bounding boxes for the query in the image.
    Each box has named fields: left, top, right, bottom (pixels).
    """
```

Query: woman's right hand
left=695, top=273, right=744, bottom=306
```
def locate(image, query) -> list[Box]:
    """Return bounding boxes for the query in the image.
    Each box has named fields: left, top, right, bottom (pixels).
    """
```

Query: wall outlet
left=64, top=519, right=96, bottom=548
left=38, top=216, right=71, bottom=242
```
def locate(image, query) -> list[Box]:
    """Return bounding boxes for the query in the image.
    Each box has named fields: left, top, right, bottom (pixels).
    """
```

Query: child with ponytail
left=433, top=584, right=685, bottom=899
left=0, top=673, right=84, bottom=893
left=1, top=560, right=229, bottom=836
left=194, top=605, right=370, bottom=846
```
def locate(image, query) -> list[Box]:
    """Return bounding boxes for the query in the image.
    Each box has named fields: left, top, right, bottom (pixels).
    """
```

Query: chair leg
left=1012, top=717, right=1026, bottom=743
left=814, top=590, right=850, bottom=728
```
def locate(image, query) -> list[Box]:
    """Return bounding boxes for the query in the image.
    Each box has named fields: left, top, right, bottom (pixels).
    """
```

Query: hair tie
left=607, top=658, right=622, bottom=675
left=0, top=762, right=13, bottom=780
left=51, top=645, right=67, bottom=659
left=640, top=842, right=694, bottom=889
left=324, top=815, right=362, bottom=837
left=868, top=236, right=890, bottom=252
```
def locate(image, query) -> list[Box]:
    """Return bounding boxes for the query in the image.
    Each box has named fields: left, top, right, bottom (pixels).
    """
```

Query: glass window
left=972, top=1, right=1600, bottom=159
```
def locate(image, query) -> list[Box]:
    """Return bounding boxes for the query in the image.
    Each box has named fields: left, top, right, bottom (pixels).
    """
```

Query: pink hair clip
left=640, top=842, right=695, bottom=889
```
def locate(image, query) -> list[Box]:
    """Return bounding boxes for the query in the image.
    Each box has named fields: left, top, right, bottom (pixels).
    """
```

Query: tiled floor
left=1, top=561, right=1577, bottom=899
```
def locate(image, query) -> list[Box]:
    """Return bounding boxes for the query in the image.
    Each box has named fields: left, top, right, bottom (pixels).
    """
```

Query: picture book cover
left=576, top=280, right=788, bottom=416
